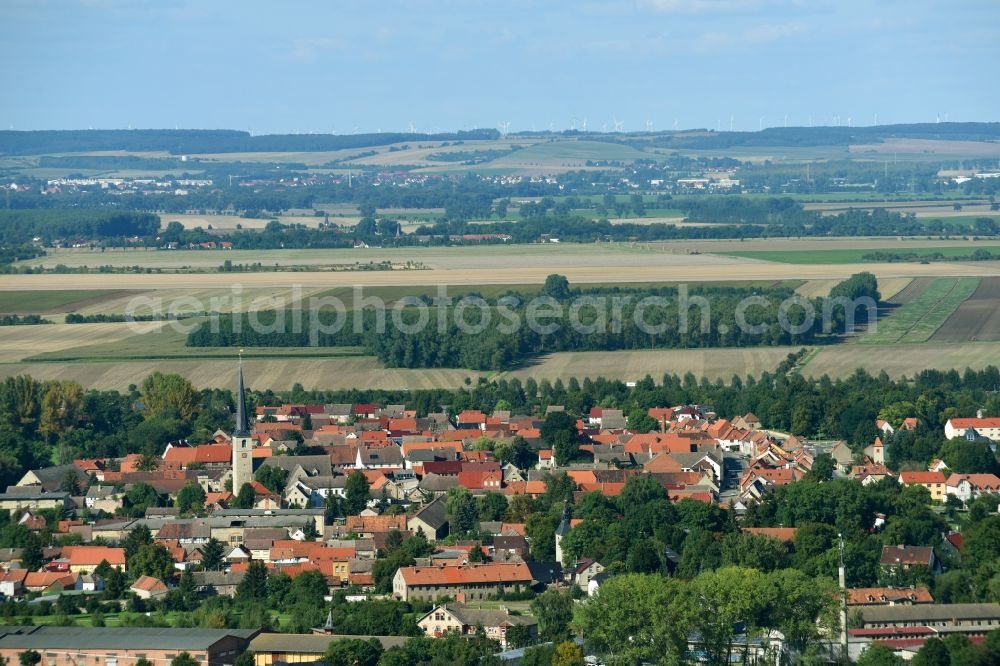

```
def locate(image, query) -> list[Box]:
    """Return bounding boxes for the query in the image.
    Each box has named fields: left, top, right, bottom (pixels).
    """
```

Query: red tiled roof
left=131, top=575, right=168, bottom=592
left=25, top=572, right=76, bottom=589
left=742, top=527, right=797, bottom=542
left=880, top=545, right=934, bottom=566
left=457, top=410, right=487, bottom=424
left=63, top=546, right=125, bottom=567
left=398, top=563, right=532, bottom=586
left=899, top=471, right=946, bottom=484
left=948, top=417, right=1000, bottom=428
left=346, top=515, right=406, bottom=533
left=946, top=473, right=1000, bottom=490
left=846, top=587, right=933, bottom=606
left=163, top=444, right=231, bottom=466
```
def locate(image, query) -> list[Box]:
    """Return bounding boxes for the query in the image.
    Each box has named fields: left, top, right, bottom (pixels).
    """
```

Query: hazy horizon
left=2, top=0, right=998, bottom=134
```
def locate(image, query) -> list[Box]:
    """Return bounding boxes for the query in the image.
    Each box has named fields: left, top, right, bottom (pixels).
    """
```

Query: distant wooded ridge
left=2, top=122, right=1000, bottom=155
left=0, top=128, right=502, bottom=156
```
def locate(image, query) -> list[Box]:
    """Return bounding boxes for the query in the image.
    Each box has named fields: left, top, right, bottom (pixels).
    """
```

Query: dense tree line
left=0, top=128, right=502, bottom=156
left=0, top=373, right=233, bottom=487
left=187, top=281, right=844, bottom=370
left=863, top=245, right=1000, bottom=262
left=614, top=122, right=1000, bottom=150
left=0, top=210, right=160, bottom=245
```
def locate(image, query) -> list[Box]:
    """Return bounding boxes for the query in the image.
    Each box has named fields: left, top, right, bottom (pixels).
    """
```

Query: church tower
left=555, top=502, right=571, bottom=564
left=231, top=356, right=254, bottom=493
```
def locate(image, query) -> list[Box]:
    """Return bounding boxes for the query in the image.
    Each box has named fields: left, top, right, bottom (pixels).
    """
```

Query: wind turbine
left=673, top=118, right=679, bottom=131
left=408, top=121, right=415, bottom=133
left=783, top=114, right=788, bottom=128
left=613, top=117, right=623, bottom=132
left=759, top=116, right=764, bottom=131
left=498, top=121, right=511, bottom=136
left=581, top=117, right=588, bottom=132
left=729, top=115, right=734, bottom=132
left=646, top=120, right=653, bottom=132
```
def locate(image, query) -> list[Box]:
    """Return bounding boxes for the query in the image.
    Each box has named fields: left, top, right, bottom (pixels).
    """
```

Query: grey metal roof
left=432, top=603, right=537, bottom=629
left=0, top=491, right=70, bottom=501
left=861, top=603, right=1000, bottom=623
left=411, top=495, right=448, bottom=529
left=248, top=632, right=409, bottom=652
left=0, top=626, right=258, bottom=650
left=260, top=455, right=333, bottom=476
left=193, top=570, right=245, bottom=586
left=22, top=464, right=89, bottom=490
left=213, top=508, right=324, bottom=516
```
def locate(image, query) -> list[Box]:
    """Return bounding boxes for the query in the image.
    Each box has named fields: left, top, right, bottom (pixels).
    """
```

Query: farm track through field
left=862, top=277, right=980, bottom=344
left=887, top=277, right=935, bottom=305
left=896, top=280, right=966, bottom=343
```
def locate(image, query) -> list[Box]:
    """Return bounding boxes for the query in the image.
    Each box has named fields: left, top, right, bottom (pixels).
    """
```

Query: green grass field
left=0, top=289, right=119, bottom=313
left=861, top=277, right=980, bottom=344
left=717, top=246, right=1000, bottom=264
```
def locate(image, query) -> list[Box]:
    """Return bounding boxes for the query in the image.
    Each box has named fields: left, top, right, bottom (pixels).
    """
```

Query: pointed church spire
left=234, top=351, right=250, bottom=437
left=555, top=501, right=572, bottom=537
left=324, top=609, right=335, bottom=632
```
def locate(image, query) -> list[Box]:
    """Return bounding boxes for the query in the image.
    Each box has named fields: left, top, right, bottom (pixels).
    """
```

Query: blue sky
left=1, top=0, right=997, bottom=133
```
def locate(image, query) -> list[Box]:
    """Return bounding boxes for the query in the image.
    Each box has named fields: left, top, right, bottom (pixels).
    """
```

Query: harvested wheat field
left=800, top=341, right=1000, bottom=379
left=886, top=277, right=936, bottom=305
left=3, top=260, right=999, bottom=292
left=806, top=276, right=914, bottom=302
left=795, top=279, right=841, bottom=298
left=0, top=347, right=795, bottom=391
left=4, top=338, right=997, bottom=390
left=876, top=278, right=916, bottom=302
left=504, top=348, right=798, bottom=384
left=0, top=357, right=482, bottom=391
left=20, top=244, right=737, bottom=271
left=0, top=322, right=165, bottom=363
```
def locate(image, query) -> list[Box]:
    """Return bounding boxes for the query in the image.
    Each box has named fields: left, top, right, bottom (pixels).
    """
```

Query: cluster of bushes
left=863, top=248, right=998, bottom=262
